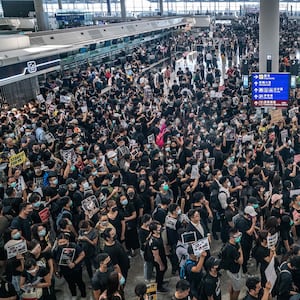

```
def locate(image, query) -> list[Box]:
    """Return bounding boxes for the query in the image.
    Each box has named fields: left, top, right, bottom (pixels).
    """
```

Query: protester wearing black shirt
left=243, top=277, right=271, bottom=300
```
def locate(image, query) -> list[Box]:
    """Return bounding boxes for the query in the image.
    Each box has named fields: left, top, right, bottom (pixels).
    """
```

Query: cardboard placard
left=267, top=232, right=278, bottom=249
left=81, top=195, right=100, bottom=218
left=270, top=110, right=283, bottom=124
left=38, top=207, right=50, bottom=223
left=192, top=237, right=210, bottom=257
left=9, top=151, right=27, bottom=168
left=6, top=239, right=27, bottom=259
left=146, top=283, right=157, bottom=300
left=147, top=134, right=155, bottom=144
left=59, top=248, right=75, bottom=266
left=289, top=107, right=299, bottom=118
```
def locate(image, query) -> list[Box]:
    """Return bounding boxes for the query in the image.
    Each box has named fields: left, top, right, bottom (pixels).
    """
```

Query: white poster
left=192, top=237, right=210, bottom=257
left=6, top=240, right=27, bottom=259
left=265, top=256, right=277, bottom=292
left=267, top=232, right=278, bottom=249
left=81, top=195, right=100, bottom=218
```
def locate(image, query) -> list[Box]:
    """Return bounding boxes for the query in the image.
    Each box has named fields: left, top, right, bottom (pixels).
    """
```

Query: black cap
left=205, top=256, right=221, bottom=270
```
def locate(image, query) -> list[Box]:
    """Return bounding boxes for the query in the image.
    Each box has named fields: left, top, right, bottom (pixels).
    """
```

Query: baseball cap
left=271, top=193, right=282, bottom=205
left=107, top=150, right=117, bottom=159
left=248, top=196, right=258, bottom=204
left=244, top=205, right=257, bottom=217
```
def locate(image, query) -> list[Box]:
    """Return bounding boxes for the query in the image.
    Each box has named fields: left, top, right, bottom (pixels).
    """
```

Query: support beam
left=259, top=0, right=279, bottom=72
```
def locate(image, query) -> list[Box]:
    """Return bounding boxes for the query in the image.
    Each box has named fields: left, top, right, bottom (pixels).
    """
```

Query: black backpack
left=272, top=262, right=291, bottom=297
left=143, top=238, right=154, bottom=262
left=158, top=73, right=164, bottom=83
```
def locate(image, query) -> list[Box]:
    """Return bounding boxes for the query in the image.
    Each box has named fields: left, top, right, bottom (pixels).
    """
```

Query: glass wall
left=41, top=0, right=300, bottom=17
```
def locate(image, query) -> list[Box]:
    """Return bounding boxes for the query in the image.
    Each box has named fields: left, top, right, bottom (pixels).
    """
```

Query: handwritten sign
left=270, top=110, right=283, bottom=124
left=6, top=239, right=27, bottom=259
left=9, top=151, right=27, bottom=168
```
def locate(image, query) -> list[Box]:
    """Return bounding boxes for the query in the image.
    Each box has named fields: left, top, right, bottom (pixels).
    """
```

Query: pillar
left=107, top=0, right=111, bottom=16
left=259, top=0, right=279, bottom=72
left=159, top=0, right=163, bottom=15
left=57, top=0, right=62, bottom=10
left=120, top=0, right=126, bottom=19
left=33, top=0, right=49, bottom=31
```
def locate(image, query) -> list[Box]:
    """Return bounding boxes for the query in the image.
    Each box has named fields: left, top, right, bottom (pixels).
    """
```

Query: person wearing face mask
left=43, top=172, right=60, bottom=209
left=31, top=225, right=51, bottom=253
left=107, top=199, right=125, bottom=243
left=126, top=186, right=144, bottom=220
left=103, top=228, right=130, bottom=281
left=20, top=257, right=51, bottom=300
left=166, top=204, right=182, bottom=275
left=283, top=158, right=298, bottom=183
left=270, top=193, right=285, bottom=222
left=98, top=271, right=125, bottom=300
left=95, top=213, right=115, bottom=252
left=244, top=277, right=272, bottom=300
left=138, top=180, right=152, bottom=214
left=53, top=234, right=86, bottom=300
left=235, top=206, right=257, bottom=275
left=219, top=228, right=244, bottom=300
left=119, top=194, right=139, bottom=257
left=165, top=163, right=180, bottom=202
left=155, top=180, right=174, bottom=206
left=3, top=187, right=22, bottom=218
left=31, top=161, right=46, bottom=191
left=199, top=163, right=211, bottom=200
left=252, top=231, right=277, bottom=287
left=28, top=193, right=45, bottom=225
left=10, top=202, right=33, bottom=241
left=77, top=220, right=98, bottom=282
left=92, top=253, right=114, bottom=300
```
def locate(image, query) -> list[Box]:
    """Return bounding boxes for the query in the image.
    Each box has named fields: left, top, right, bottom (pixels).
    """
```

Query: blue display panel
left=251, top=73, right=290, bottom=107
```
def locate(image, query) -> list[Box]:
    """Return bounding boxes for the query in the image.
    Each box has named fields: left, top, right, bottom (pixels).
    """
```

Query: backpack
left=176, top=244, right=188, bottom=267
left=179, top=259, right=196, bottom=281
left=143, top=238, right=154, bottom=262
left=218, top=243, right=230, bottom=270
left=210, top=187, right=222, bottom=211
left=272, top=262, right=291, bottom=297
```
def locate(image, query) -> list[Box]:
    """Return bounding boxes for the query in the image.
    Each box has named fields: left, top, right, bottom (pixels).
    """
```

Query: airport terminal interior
left=0, top=0, right=300, bottom=300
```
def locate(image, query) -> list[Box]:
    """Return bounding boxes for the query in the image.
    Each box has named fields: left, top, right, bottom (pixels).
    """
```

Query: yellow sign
left=9, top=151, right=27, bottom=168
left=146, top=283, right=157, bottom=300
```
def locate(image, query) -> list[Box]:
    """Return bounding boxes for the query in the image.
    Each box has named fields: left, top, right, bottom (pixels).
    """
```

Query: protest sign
left=289, top=107, right=299, bottom=118
left=38, top=207, right=50, bottom=223
left=60, top=148, right=77, bottom=165
left=81, top=195, right=100, bottom=218
left=6, top=239, right=27, bottom=259
left=165, top=215, right=177, bottom=230
left=59, top=248, right=75, bottom=266
left=280, top=129, right=288, bottom=144
left=267, top=232, right=278, bottom=249
left=265, top=257, right=277, bottom=292
left=192, top=237, right=210, bottom=257
left=44, top=132, right=56, bottom=144
left=60, top=95, right=71, bottom=104
left=225, top=127, right=236, bottom=141
left=270, top=110, right=283, bottom=124
left=146, top=283, right=157, bottom=300
left=9, top=151, right=27, bottom=168
left=191, top=165, right=199, bottom=180
left=147, top=134, right=155, bottom=144
left=36, top=94, right=45, bottom=103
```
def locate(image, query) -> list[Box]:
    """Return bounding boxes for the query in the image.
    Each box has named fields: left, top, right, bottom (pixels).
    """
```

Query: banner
left=6, top=239, right=27, bottom=259
left=9, top=151, right=27, bottom=168
left=192, top=237, right=210, bottom=257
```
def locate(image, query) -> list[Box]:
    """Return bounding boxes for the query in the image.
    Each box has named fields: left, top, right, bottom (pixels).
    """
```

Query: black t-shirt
left=103, top=241, right=130, bottom=276
left=91, top=266, right=114, bottom=293
left=243, top=293, right=259, bottom=300
left=0, top=279, right=17, bottom=298
left=21, top=266, right=49, bottom=285
left=120, top=202, right=136, bottom=230
left=235, top=216, right=253, bottom=245
left=150, top=236, right=167, bottom=265
left=203, top=273, right=221, bottom=300
left=255, top=245, right=270, bottom=274
left=223, top=243, right=241, bottom=273
left=278, top=263, right=293, bottom=299
left=138, top=227, right=150, bottom=251
left=11, top=216, right=32, bottom=241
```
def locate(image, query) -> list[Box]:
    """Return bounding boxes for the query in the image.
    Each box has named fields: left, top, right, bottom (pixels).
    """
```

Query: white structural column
left=259, top=0, right=280, bottom=72
left=33, top=0, right=49, bottom=31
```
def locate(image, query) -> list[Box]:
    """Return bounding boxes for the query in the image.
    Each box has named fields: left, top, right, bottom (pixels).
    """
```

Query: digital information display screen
left=251, top=73, right=290, bottom=108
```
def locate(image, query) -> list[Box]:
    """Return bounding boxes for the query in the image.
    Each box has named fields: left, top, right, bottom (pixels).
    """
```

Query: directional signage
left=251, top=73, right=290, bottom=108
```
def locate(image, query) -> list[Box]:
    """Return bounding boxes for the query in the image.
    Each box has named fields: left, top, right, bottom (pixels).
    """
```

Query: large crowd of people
left=0, top=12, right=300, bottom=300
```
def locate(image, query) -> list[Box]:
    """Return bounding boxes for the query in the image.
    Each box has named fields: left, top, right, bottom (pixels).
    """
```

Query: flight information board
left=251, top=73, right=290, bottom=107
